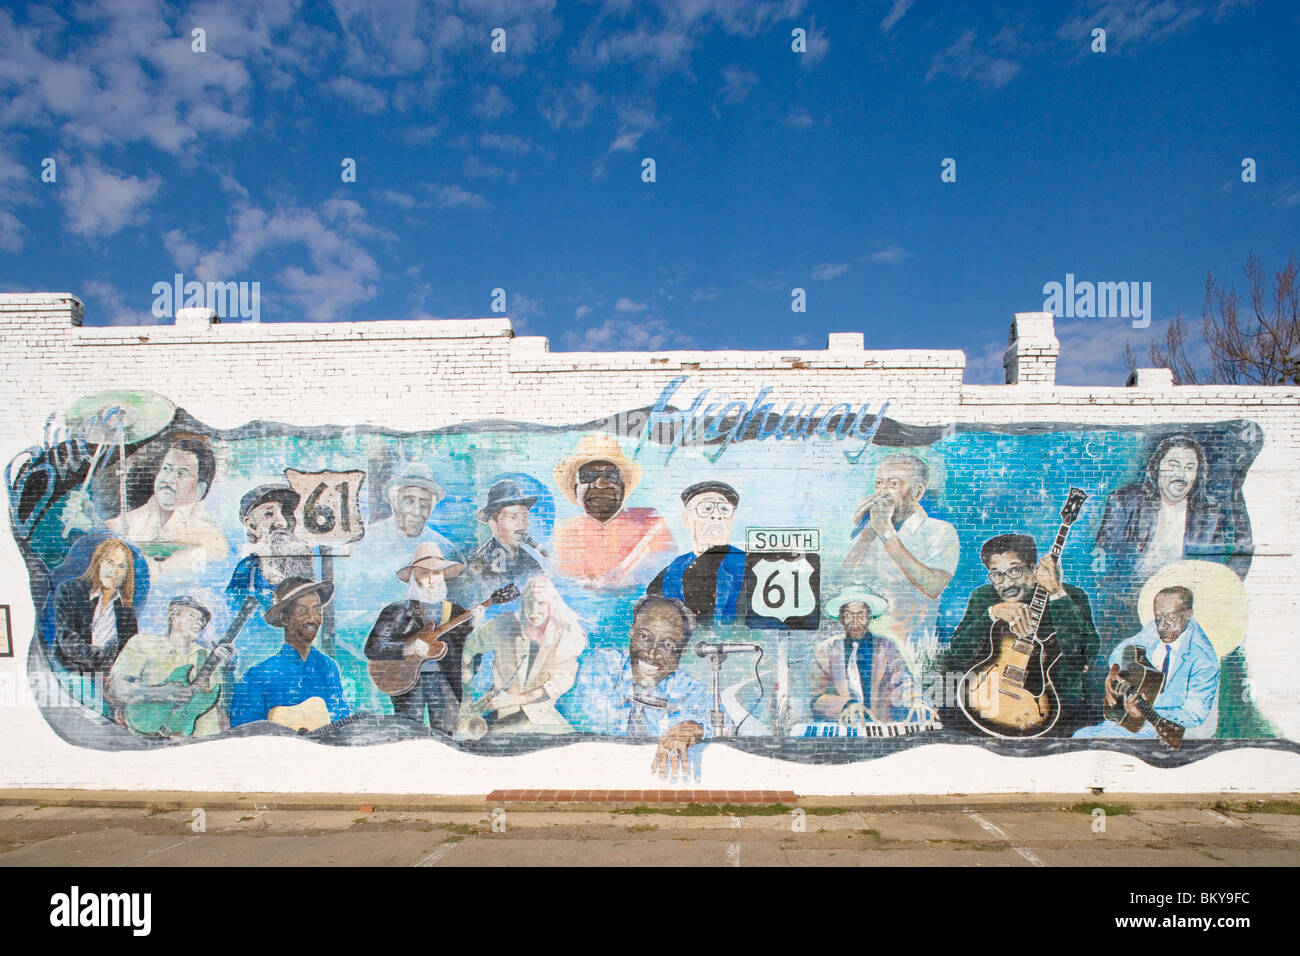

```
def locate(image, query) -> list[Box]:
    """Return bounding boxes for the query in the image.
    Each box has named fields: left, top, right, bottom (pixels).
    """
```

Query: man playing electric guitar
left=108, top=596, right=233, bottom=738
left=943, top=532, right=1101, bottom=736
left=365, top=543, right=485, bottom=732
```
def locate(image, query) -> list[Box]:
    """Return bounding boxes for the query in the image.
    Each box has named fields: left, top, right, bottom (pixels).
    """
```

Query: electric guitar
left=123, top=596, right=258, bottom=737
left=1103, top=645, right=1185, bottom=749
left=367, top=585, right=520, bottom=697
left=959, top=488, right=1088, bottom=738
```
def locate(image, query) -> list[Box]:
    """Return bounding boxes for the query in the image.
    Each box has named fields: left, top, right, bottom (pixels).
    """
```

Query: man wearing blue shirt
left=572, top=594, right=711, bottom=777
left=1073, top=586, right=1220, bottom=740
left=231, top=577, right=351, bottom=728
left=647, top=481, right=747, bottom=627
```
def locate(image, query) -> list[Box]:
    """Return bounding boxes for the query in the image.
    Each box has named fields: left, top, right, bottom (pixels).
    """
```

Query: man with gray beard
left=226, top=485, right=314, bottom=610
left=365, top=543, right=485, bottom=731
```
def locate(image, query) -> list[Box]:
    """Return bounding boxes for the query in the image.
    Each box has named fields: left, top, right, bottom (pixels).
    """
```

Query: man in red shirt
left=550, top=434, right=676, bottom=589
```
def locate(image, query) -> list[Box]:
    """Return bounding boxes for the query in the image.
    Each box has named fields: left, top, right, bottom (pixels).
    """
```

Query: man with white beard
left=647, top=481, right=748, bottom=627
left=226, top=485, right=314, bottom=610
left=364, top=543, right=484, bottom=731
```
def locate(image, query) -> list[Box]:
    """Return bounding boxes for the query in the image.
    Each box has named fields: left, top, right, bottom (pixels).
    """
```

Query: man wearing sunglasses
left=943, top=532, right=1101, bottom=735
left=646, top=481, right=747, bottom=626
left=551, top=434, right=676, bottom=589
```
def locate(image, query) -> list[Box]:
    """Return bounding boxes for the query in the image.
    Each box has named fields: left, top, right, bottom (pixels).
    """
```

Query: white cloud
left=614, top=297, right=648, bottom=312
left=812, top=262, right=849, bottom=281
left=864, top=244, right=908, bottom=264
left=1057, top=1, right=1206, bottom=51
left=375, top=189, right=421, bottom=210
left=428, top=184, right=490, bottom=210
left=565, top=315, right=692, bottom=351
left=926, top=27, right=1023, bottom=89
left=327, top=77, right=387, bottom=113
left=463, top=155, right=512, bottom=180
left=880, top=0, right=913, bottom=34
left=472, top=84, right=514, bottom=120
left=82, top=278, right=152, bottom=326
left=781, top=111, right=814, bottom=129
left=59, top=155, right=161, bottom=238
left=540, top=82, right=600, bottom=129
left=183, top=200, right=383, bottom=321
left=720, top=66, right=758, bottom=104
left=478, top=132, right=531, bottom=155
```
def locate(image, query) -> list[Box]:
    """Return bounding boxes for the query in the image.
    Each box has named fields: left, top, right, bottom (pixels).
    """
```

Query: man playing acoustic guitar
left=108, top=596, right=232, bottom=738
left=1073, top=587, right=1220, bottom=741
left=365, top=543, right=485, bottom=732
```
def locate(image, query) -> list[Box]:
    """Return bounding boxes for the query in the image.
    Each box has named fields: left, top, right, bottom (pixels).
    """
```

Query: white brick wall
left=2, top=294, right=1297, bottom=795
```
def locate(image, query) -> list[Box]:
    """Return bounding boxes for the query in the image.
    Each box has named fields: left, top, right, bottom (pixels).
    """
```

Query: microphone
left=695, top=641, right=761, bottom=657
left=521, top=532, right=549, bottom=558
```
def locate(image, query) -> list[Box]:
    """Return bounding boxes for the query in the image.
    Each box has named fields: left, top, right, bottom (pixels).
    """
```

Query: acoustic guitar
left=959, top=488, right=1087, bottom=738
left=123, top=596, right=258, bottom=737
left=367, top=585, right=520, bottom=697
left=1103, top=645, right=1185, bottom=749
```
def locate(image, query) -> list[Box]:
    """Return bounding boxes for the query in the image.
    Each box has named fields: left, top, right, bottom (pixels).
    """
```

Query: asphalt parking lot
left=1, top=792, right=1297, bottom=866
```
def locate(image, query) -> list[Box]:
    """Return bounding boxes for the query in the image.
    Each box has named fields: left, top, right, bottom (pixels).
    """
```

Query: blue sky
left=1, top=0, right=1296, bottom=384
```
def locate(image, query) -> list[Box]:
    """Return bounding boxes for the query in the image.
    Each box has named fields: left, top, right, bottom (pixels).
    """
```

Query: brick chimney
left=1004, top=311, right=1060, bottom=385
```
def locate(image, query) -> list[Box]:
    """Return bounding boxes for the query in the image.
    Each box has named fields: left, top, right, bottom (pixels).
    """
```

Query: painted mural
left=6, top=384, right=1285, bottom=776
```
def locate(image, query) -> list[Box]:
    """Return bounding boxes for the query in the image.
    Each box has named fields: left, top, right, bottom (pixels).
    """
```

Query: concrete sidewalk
left=0, top=791, right=1296, bottom=866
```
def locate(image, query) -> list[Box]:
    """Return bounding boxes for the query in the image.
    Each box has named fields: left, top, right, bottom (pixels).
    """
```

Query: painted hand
left=652, top=721, right=703, bottom=779
left=1034, top=556, right=1063, bottom=595
left=990, top=602, right=1033, bottom=639
left=405, top=638, right=430, bottom=658
left=839, top=702, right=870, bottom=727
left=867, top=497, right=896, bottom=537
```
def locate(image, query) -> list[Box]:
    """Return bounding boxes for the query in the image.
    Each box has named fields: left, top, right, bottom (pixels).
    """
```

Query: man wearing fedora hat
left=647, top=481, right=748, bottom=627
left=365, top=542, right=481, bottom=731
left=465, top=478, right=544, bottom=597
left=810, top=586, right=930, bottom=726
left=108, top=595, right=232, bottom=737
left=230, top=577, right=350, bottom=727
left=551, top=434, right=676, bottom=589
left=226, top=484, right=312, bottom=609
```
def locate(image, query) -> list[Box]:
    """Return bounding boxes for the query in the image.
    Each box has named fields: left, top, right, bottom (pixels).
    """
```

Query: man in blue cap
left=647, top=481, right=747, bottom=627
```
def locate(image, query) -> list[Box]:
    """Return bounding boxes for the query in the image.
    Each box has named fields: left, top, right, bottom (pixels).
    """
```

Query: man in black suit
left=365, top=543, right=482, bottom=731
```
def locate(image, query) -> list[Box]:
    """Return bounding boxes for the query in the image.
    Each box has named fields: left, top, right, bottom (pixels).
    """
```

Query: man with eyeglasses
left=571, top=594, right=712, bottom=777
left=647, top=481, right=747, bottom=626
left=550, top=434, right=676, bottom=589
left=1073, top=586, right=1219, bottom=740
left=943, top=532, right=1101, bottom=735
left=842, top=453, right=960, bottom=665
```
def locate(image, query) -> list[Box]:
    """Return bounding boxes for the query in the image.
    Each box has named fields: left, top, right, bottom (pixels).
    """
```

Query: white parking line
left=121, top=838, right=195, bottom=867
left=725, top=842, right=741, bottom=867
left=414, top=843, right=459, bottom=867
left=964, top=810, right=1047, bottom=867
left=1204, top=809, right=1243, bottom=827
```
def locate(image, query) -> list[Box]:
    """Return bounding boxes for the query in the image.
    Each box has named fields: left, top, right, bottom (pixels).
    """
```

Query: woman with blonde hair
left=54, top=537, right=139, bottom=677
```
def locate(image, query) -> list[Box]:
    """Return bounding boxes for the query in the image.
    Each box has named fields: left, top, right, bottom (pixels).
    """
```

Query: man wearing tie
left=809, top=586, right=930, bottom=726
left=1073, top=586, right=1220, bottom=740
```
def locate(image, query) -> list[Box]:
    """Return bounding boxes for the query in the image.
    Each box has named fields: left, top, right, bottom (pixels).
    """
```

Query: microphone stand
left=699, top=645, right=732, bottom=738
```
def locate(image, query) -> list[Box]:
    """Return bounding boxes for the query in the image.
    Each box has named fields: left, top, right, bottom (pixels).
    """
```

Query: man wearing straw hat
left=551, top=434, right=676, bottom=589
left=230, top=576, right=350, bottom=727
left=365, top=542, right=482, bottom=731
left=810, top=585, right=930, bottom=726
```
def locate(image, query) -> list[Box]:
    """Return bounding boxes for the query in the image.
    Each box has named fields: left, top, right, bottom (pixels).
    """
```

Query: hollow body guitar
left=1103, top=645, right=1185, bottom=749
left=960, top=488, right=1088, bottom=739
left=367, top=585, right=520, bottom=697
